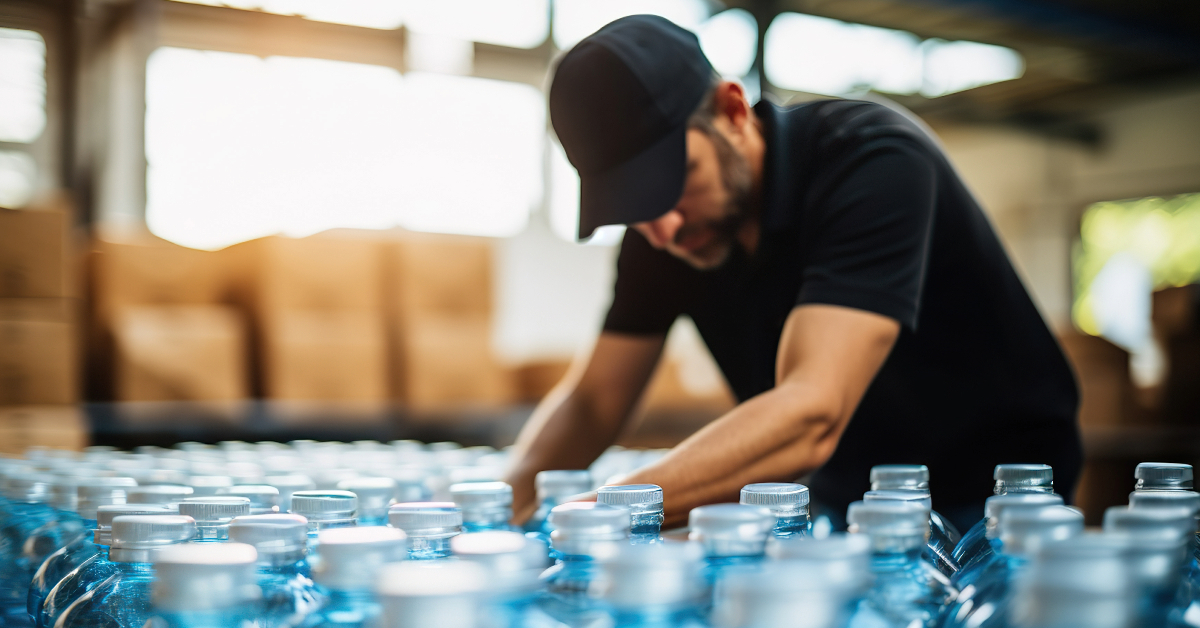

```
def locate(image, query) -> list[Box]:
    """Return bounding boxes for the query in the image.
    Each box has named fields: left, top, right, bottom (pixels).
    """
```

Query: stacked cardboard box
left=0, top=207, right=86, bottom=452
left=385, top=232, right=513, bottom=413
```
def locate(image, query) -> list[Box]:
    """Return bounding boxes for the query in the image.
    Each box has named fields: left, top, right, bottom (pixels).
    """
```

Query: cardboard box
left=512, top=360, right=573, bottom=402
left=0, top=208, right=70, bottom=298
left=230, top=234, right=384, bottom=313
left=1058, top=331, right=1135, bottom=427
left=91, top=237, right=233, bottom=320
left=111, top=305, right=248, bottom=402
left=385, top=233, right=492, bottom=316
left=0, top=299, right=78, bottom=404
left=397, top=315, right=513, bottom=412
left=0, top=405, right=88, bottom=455
left=261, top=309, right=389, bottom=402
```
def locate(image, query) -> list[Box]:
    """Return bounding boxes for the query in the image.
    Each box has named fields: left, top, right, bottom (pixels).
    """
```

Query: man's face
left=631, top=126, right=753, bottom=270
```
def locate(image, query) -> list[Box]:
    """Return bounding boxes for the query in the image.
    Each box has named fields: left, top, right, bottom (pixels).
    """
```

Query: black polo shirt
left=602, top=98, right=1082, bottom=532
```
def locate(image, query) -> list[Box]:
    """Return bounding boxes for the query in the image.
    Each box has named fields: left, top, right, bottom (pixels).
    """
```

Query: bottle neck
left=869, top=545, right=924, bottom=572
left=193, top=523, right=231, bottom=542
left=461, top=505, right=514, bottom=531
left=154, top=607, right=253, bottom=628
left=324, top=587, right=375, bottom=609
left=112, top=544, right=184, bottom=563
left=993, top=481, right=1054, bottom=495
left=407, top=536, right=454, bottom=560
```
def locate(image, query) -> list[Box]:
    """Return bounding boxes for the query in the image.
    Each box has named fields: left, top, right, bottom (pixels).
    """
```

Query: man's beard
left=671, top=129, right=754, bottom=270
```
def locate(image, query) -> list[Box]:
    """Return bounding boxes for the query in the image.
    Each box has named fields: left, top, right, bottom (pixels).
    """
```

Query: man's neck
left=738, top=112, right=767, bottom=255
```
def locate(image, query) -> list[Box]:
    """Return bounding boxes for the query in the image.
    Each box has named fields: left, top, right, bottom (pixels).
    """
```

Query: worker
left=504, top=15, right=1082, bottom=533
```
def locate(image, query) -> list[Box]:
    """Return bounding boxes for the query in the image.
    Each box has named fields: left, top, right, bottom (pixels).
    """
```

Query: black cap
left=549, top=15, right=714, bottom=240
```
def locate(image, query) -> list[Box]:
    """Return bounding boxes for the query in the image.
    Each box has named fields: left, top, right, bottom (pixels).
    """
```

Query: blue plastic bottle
left=375, top=561, right=489, bottom=628
left=450, top=482, right=517, bottom=533
left=539, top=502, right=630, bottom=626
left=289, top=490, right=359, bottom=553
left=525, top=470, right=593, bottom=540
left=229, top=514, right=321, bottom=628
left=178, top=496, right=251, bottom=542
left=1008, top=533, right=1138, bottom=628
left=219, top=484, right=282, bottom=515
left=1104, top=505, right=1194, bottom=628
left=596, top=485, right=664, bottom=545
left=595, top=542, right=708, bottom=628
left=1, top=473, right=61, bottom=627
left=302, top=526, right=407, bottom=628
left=452, top=530, right=553, bottom=628
left=265, top=475, right=317, bottom=513
left=870, top=465, right=960, bottom=576
left=844, top=500, right=955, bottom=628
left=1130, top=489, right=1200, bottom=607
left=740, top=483, right=810, bottom=539
left=337, top=477, right=397, bottom=526
left=689, top=503, right=773, bottom=591
left=37, top=505, right=175, bottom=628
left=56, top=514, right=197, bottom=628
left=386, top=502, right=462, bottom=560
left=147, top=542, right=261, bottom=628
left=953, top=464, right=1057, bottom=571
left=942, top=505, right=1083, bottom=628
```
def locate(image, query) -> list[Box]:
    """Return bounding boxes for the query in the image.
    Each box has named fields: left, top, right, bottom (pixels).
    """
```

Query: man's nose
left=637, top=210, right=684, bottom=248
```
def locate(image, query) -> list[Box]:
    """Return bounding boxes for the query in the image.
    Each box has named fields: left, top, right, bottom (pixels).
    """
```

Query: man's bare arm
left=505, top=332, right=666, bottom=522
left=617, top=304, right=900, bottom=528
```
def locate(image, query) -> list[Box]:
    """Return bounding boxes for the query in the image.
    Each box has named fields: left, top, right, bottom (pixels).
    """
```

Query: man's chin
left=668, top=241, right=733, bottom=270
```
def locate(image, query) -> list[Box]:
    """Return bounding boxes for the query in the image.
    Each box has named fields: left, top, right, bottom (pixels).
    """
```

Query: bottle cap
left=998, top=505, right=1084, bottom=555
left=869, top=465, right=930, bottom=491
left=847, top=500, right=929, bottom=535
left=451, top=531, right=551, bottom=593
left=219, top=485, right=280, bottom=515
left=688, top=503, right=774, bottom=557
left=4, top=473, right=54, bottom=503
left=337, top=476, right=397, bottom=517
left=993, top=464, right=1053, bottom=492
left=289, top=490, right=358, bottom=522
left=95, top=505, right=176, bottom=545
left=229, top=514, right=309, bottom=556
left=535, top=470, right=593, bottom=501
left=1129, top=490, right=1200, bottom=516
left=1104, top=506, right=1194, bottom=547
left=548, top=502, right=629, bottom=556
left=179, top=496, right=252, bottom=523
left=76, top=477, right=138, bottom=518
left=1134, top=463, right=1193, bottom=491
left=314, top=527, right=407, bottom=590
left=449, top=482, right=513, bottom=507
left=1013, top=533, right=1137, bottom=628
left=984, top=493, right=1064, bottom=520
left=128, top=484, right=195, bottom=505
left=597, top=484, right=664, bottom=516
left=188, top=475, right=235, bottom=497
left=152, top=543, right=260, bottom=612
left=739, top=483, right=810, bottom=509
left=387, top=502, right=463, bottom=538
left=376, top=562, right=488, bottom=628
left=111, top=514, right=197, bottom=555
left=593, top=542, right=705, bottom=609
left=863, top=489, right=932, bottom=510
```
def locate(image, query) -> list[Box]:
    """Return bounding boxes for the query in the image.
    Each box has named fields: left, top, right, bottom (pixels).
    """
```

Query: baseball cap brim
left=576, top=123, right=687, bottom=241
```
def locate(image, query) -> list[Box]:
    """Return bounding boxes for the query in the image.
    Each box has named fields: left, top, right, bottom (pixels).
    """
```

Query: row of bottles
left=1, top=440, right=1198, bottom=628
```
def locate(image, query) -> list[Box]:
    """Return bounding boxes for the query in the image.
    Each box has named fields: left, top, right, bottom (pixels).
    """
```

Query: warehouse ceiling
left=732, top=0, right=1200, bottom=138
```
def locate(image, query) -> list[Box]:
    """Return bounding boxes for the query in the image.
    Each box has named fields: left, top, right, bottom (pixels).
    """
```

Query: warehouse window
left=764, top=12, right=1023, bottom=97
left=0, top=27, right=46, bottom=208
left=145, top=47, right=544, bottom=250
left=696, top=9, right=758, bottom=79
left=552, top=0, right=708, bottom=50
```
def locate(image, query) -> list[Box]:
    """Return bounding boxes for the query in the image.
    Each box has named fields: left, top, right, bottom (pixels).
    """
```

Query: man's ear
left=714, top=81, right=751, bottom=136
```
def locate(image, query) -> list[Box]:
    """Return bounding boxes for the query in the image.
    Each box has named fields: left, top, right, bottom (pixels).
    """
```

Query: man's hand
left=616, top=304, right=899, bottom=527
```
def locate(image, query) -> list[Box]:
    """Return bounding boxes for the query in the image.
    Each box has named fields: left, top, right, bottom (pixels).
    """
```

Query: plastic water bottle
left=178, top=496, right=251, bottom=542
left=716, top=534, right=872, bottom=628
left=337, top=477, right=397, bottom=526
left=376, top=561, right=489, bottom=628
left=526, top=470, right=593, bottom=539
left=219, top=485, right=282, bottom=515
left=451, top=530, right=552, bottom=628
left=386, top=502, right=462, bottom=560
left=1104, top=505, right=1193, bottom=627
left=229, top=513, right=321, bottom=628
left=0, top=473, right=60, bottom=626
left=844, top=500, right=955, bottom=628
left=739, top=483, right=810, bottom=539
left=592, top=542, right=707, bottom=628
left=266, top=475, right=317, bottom=513
left=864, top=489, right=959, bottom=576
left=942, top=505, right=1083, bottom=628
left=23, top=475, right=98, bottom=606
left=596, top=485, right=664, bottom=544
left=688, top=504, right=774, bottom=590
left=289, top=491, right=358, bottom=552
left=870, top=465, right=960, bottom=573
left=1007, top=533, right=1138, bottom=628
left=954, top=488, right=1062, bottom=572
left=126, top=485, right=195, bottom=507
left=450, top=482, right=516, bottom=533
left=187, top=475, right=235, bottom=497
left=36, top=505, right=175, bottom=628
left=27, top=477, right=136, bottom=625
left=1134, top=462, right=1193, bottom=491
left=303, top=526, right=407, bottom=628
left=147, top=542, right=261, bottom=628
left=1129, top=489, right=1200, bottom=593
left=56, top=514, right=197, bottom=628
left=539, top=502, right=630, bottom=626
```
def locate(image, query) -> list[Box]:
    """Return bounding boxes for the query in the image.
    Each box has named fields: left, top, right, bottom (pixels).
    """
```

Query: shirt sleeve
left=796, top=144, right=937, bottom=330
left=602, top=228, right=695, bottom=335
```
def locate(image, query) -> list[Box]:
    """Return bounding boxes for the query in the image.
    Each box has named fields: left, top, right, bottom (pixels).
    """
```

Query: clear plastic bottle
left=219, top=485, right=281, bottom=515
left=337, top=477, right=397, bottom=526
left=844, top=500, right=955, bottom=628
left=0, top=473, right=60, bottom=626
left=450, top=482, right=516, bottom=533
left=187, top=475, right=235, bottom=498
left=265, top=475, right=317, bottom=513
left=525, top=470, right=593, bottom=540
left=942, top=505, right=1083, bottom=628
left=1007, top=533, right=1138, bottom=628
left=596, top=485, right=664, bottom=544
left=1129, top=489, right=1200, bottom=597
left=386, top=502, right=462, bottom=560
left=953, top=466, right=1060, bottom=572
left=229, top=513, right=321, bottom=628
left=1134, top=462, right=1193, bottom=491
left=1104, top=505, right=1193, bottom=627
left=56, top=514, right=197, bottom=628
left=178, top=496, right=251, bottom=542
left=869, top=465, right=960, bottom=574
left=376, top=561, right=489, bottom=628
left=146, top=542, right=261, bottom=628
left=715, top=534, right=873, bottom=628
left=593, top=542, right=708, bottom=628
left=289, top=490, right=359, bottom=552
left=739, top=483, right=810, bottom=539
left=126, top=485, right=195, bottom=508
left=451, top=530, right=553, bottom=628
left=539, top=502, right=630, bottom=626
left=302, top=526, right=407, bottom=628
left=689, top=503, right=774, bottom=590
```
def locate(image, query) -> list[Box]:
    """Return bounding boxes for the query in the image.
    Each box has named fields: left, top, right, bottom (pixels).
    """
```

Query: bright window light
left=169, top=0, right=406, bottom=30
left=552, top=0, right=708, bottom=50
left=0, top=150, right=37, bottom=208
left=697, top=9, right=757, bottom=78
left=403, top=0, right=549, bottom=49
left=0, top=28, right=47, bottom=143
left=405, top=31, right=474, bottom=75
left=146, top=48, right=544, bottom=249
left=921, top=39, right=1024, bottom=97
left=549, top=138, right=624, bottom=246
left=764, top=12, right=1022, bottom=98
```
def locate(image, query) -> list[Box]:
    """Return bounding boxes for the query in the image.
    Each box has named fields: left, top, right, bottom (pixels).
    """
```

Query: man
left=504, top=15, right=1082, bottom=533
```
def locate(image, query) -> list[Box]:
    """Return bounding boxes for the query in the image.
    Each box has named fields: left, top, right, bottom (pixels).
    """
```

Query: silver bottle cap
left=338, top=476, right=397, bottom=518
left=128, top=484, right=195, bottom=505
left=289, top=490, right=358, bottom=522
left=152, top=543, right=260, bottom=612
left=597, top=484, right=664, bottom=517
left=1134, top=463, right=1193, bottom=491
left=76, top=477, right=138, bottom=518
left=219, top=485, right=280, bottom=515
left=110, top=514, right=197, bottom=561
left=548, top=502, right=629, bottom=557
left=688, top=503, right=774, bottom=557
left=387, top=502, right=463, bottom=539
left=869, top=465, right=930, bottom=491
left=739, top=483, right=810, bottom=509
left=95, top=505, right=176, bottom=545
left=993, top=464, right=1054, bottom=493
left=179, top=496, right=252, bottom=523
left=1129, top=490, right=1200, bottom=516
left=229, top=514, right=309, bottom=556
left=998, top=505, right=1084, bottom=555
left=314, top=526, right=407, bottom=590
left=188, top=475, right=235, bottom=497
